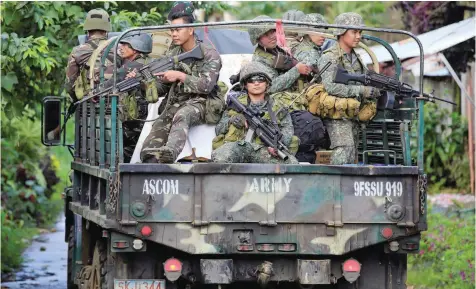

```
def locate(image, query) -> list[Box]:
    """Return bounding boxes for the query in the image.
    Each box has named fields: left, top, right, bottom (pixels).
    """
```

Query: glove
left=362, top=86, right=381, bottom=99
left=229, top=114, right=246, bottom=129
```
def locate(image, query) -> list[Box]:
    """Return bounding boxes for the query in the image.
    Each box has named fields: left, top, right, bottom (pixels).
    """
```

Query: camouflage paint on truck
left=70, top=163, right=422, bottom=256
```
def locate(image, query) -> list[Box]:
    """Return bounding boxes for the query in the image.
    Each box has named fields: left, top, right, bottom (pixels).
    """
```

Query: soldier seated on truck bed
left=140, top=7, right=222, bottom=164
left=211, top=62, right=299, bottom=164
left=111, top=33, right=161, bottom=163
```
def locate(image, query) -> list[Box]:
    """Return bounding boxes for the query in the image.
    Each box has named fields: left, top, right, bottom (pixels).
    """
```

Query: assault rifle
left=76, top=44, right=203, bottom=106
left=63, top=45, right=204, bottom=124
left=227, top=95, right=291, bottom=160
left=334, top=66, right=456, bottom=105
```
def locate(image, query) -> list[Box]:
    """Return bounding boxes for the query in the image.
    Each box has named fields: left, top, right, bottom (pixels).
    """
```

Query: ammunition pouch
left=357, top=100, right=377, bottom=122
left=144, top=78, right=159, bottom=103
left=269, top=91, right=307, bottom=112
left=304, top=84, right=377, bottom=121
left=205, top=81, right=226, bottom=125
left=74, top=69, right=90, bottom=100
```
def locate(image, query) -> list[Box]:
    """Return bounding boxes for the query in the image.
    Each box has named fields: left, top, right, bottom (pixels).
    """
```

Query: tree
left=398, top=1, right=475, bottom=73
left=0, top=1, right=230, bottom=118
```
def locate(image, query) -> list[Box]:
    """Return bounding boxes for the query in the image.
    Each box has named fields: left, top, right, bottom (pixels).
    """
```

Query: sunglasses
left=246, top=76, right=267, bottom=84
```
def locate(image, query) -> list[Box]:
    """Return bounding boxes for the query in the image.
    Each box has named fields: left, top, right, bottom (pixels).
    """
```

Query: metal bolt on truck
left=41, top=19, right=444, bottom=289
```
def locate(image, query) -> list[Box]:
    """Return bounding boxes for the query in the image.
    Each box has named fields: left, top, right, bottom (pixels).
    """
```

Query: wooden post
left=467, top=63, right=475, bottom=194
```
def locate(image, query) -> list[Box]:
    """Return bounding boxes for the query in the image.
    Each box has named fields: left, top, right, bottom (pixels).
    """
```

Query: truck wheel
left=67, top=225, right=78, bottom=289
left=90, top=239, right=108, bottom=289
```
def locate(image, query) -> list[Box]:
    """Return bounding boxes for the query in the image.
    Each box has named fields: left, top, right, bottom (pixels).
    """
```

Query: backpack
left=290, top=110, right=330, bottom=163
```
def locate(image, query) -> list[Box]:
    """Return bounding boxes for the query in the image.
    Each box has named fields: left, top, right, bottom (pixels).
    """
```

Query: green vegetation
left=0, top=1, right=229, bottom=274
left=412, top=103, right=470, bottom=193
left=408, top=206, right=475, bottom=288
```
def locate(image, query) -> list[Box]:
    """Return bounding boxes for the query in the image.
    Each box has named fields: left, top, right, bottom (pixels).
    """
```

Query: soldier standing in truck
left=249, top=15, right=312, bottom=94
left=290, top=13, right=329, bottom=74
left=140, top=7, right=222, bottom=164
left=65, top=8, right=116, bottom=102
left=317, top=12, right=380, bottom=165
left=211, top=62, right=299, bottom=164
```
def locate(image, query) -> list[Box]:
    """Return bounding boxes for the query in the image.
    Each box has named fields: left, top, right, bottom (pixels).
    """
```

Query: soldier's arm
left=215, top=110, right=231, bottom=135
left=252, top=54, right=301, bottom=94
left=279, top=112, right=294, bottom=147
left=182, top=48, right=222, bottom=95
left=294, top=47, right=320, bottom=71
left=318, top=53, right=363, bottom=98
left=268, top=66, right=300, bottom=94
left=65, top=52, right=79, bottom=97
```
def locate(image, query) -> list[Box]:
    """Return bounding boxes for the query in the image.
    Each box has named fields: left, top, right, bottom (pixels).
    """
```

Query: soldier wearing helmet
left=317, top=12, right=380, bottom=165
left=290, top=13, right=329, bottom=74
left=211, top=62, right=299, bottom=164
left=140, top=2, right=222, bottom=164
left=248, top=15, right=312, bottom=94
left=65, top=8, right=117, bottom=102
left=108, top=33, right=162, bottom=163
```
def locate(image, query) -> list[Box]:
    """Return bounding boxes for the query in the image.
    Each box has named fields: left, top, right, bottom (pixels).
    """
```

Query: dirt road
left=1, top=215, right=67, bottom=289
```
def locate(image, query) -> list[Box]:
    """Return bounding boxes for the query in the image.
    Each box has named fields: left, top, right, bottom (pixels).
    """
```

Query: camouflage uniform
left=290, top=14, right=328, bottom=72
left=212, top=95, right=298, bottom=164
left=65, top=9, right=115, bottom=102
left=249, top=16, right=301, bottom=94
left=140, top=42, right=222, bottom=163
left=317, top=12, right=370, bottom=165
left=120, top=54, right=160, bottom=163
left=212, top=62, right=298, bottom=164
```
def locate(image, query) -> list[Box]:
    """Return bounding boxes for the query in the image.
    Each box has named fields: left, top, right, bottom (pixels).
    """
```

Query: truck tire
left=67, top=225, right=78, bottom=289
left=90, top=239, right=109, bottom=289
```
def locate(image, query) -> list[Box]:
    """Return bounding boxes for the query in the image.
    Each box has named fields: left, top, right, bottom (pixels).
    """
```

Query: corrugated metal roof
left=357, top=17, right=476, bottom=65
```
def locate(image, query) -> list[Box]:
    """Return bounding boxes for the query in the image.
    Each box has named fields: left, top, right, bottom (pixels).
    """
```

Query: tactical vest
left=74, top=38, right=110, bottom=100
left=119, top=55, right=159, bottom=122
left=305, top=45, right=377, bottom=122
left=212, top=93, right=299, bottom=154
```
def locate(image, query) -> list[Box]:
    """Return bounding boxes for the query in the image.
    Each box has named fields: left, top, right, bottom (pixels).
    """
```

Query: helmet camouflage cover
left=120, top=33, right=153, bottom=54
left=248, top=15, right=274, bottom=46
left=301, top=13, right=329, bottom=34
left=282, top=10, right=305, bottom=22
left=168, top=1, right=195, bottom=21
left=333, top=12, right=365, bottom=36
left=239, top=62, right=273, bottom=84
left=83, top=8, right=112, bottom=32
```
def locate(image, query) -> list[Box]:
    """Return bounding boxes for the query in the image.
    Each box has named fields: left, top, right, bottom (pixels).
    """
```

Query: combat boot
left=155, top=146, right=177, bottom=164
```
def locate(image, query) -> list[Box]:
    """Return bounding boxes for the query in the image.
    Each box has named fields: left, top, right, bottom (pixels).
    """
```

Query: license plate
left=114, top=279, right=165, bottom=289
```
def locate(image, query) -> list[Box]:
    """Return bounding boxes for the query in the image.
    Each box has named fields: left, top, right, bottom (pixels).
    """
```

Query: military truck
left=41, top=20, right=432, bottom=289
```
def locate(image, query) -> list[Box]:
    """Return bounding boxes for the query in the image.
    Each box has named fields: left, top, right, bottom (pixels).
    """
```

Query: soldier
left=249, top=15, right=312, bottom=94
left=65, top=8, right=116, bottom=102
left=211, top=62, right=299, bottom=164
left=317, top=12, right=380, bottom=165
left=140, top=5, right=222, bottom=163
left=290, top=13, right=329, bottom=72
left=114, top=33, right=160, bottom=163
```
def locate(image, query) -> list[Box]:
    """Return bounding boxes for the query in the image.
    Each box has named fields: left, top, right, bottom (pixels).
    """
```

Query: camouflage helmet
left=239, top=62, right=272, bottom=85
left=120, top=33, right=153, bottom=54
left=302, top=13, right=328, bottom=33
left=282, top=10, right=306, bottom=22
left=168, top=1, right=195, bottom=21
left=333, top=12, right=365, bottom=36
left=248, top=15, right=274, bottom=46
left=83, top=8, right=112, bottom=32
